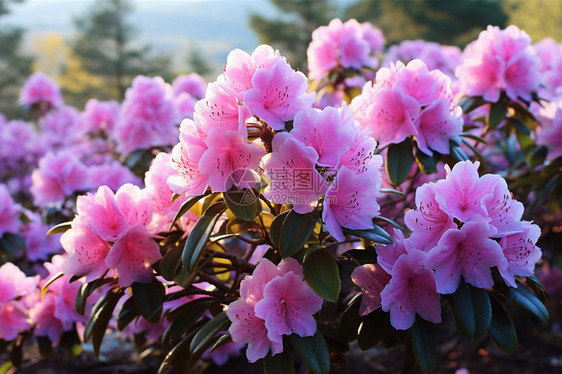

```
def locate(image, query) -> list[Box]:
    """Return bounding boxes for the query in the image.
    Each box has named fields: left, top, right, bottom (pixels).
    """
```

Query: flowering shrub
left=0, top=20, right=558, bottom=374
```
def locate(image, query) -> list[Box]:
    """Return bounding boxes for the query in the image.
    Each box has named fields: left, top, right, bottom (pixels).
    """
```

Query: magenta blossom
left=243, top=59, right=315, bottom=130
left=262, top=133, right=328, bottom=214
left=375, top=228, right=410, bottom=274
left=81, top=99, right=120, bottom=134
left=0, top=184, right=21, bottom=237
left=498, top=221, right=542, bottom=287
left=380, top=250, right=441, bottom=330
left=351, top=263, right=391, bottom=316
left=427, top=219, right=507, bottom=294
left=19, top=71, right=63, bottom=110
left=172, top=73, right=207, bottom=100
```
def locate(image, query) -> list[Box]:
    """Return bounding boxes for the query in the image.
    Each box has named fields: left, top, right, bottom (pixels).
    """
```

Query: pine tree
left=249, top=0, right=336, bottom=71
left=346, top=0, right=508, bottom=46
left=71, top=0, right=171, bottom=101
left=0, top=0, right=33, bottom=118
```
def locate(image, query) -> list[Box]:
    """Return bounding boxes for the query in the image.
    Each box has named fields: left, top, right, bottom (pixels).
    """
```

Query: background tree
left=0, top=0, right=32, bottom=118
left=346, top=0, right=508, bottom=46
left=504, top=0, right=562, bottom=42
left=187, top=43, right=213, bottom=79
left=71, top=0, right=171, bottom=102
left=249, top=0, right=336, bottom=71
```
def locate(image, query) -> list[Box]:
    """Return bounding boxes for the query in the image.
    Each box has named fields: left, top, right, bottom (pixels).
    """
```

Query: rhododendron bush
left=0, top=19, right=559, bottom=374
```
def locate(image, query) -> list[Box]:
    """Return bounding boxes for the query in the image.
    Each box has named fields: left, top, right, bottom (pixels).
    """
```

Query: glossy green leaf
left=450, top=281, right=491, bottom=338
left=159, top=244, right=183, bottom=282
left=182, top=201, right=226, bottom=272
left=386, top=139, right=414, bottom=186
left=450, top=145, right=469, bottom=162
left=459, top=96, right=485, bottom=113
left=488, top=100, right=508, bottom=129
left=75, top=277, right=114, bottom=316
left=415, top=148, right=438, bottom=175
left=279, top=210, right=317, bottom=258
left=507, top=283, right=549, bottom=323
left=41, top=271, right=64, bottom=299
left=529, top=145, right=548, bottom=170
left=263, top=349, right=294, bottom=374
left=83, top=287, right=124, bottom=357
left=132, top=278, right=165, bottom=323
left=338, top=294, right=362, bottom=343
left=303, top=248, right=340, bottom=302
left=189, top=311, right=230, bottom=354
left=269, top=211, right=290, bottom=248
left=117, top=297, right=138, bottom=331
left=224, top=188, right=261, bottom=221
left=526, top=274, right=550, bottom=301
left=170, top=192, right=209, bottom=231
left=342, top=248, right=378, bottom=265
left=163, top=298, right=216, bottom=345
left=411, top=318, right=436, bottom=374
left=290, top=330, right=331, bottom=374
left=342, top=225, right=393, bottom=245
left=488, top=296, right=517, bottom=353
left=46, top=221, right=72, bottom=236
left=357, top=308, right=390, bottom=350
left=157, top=333, right=192, bottom=374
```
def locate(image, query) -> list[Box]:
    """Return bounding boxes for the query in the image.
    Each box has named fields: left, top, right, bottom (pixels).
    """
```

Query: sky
left=2, top=0, right=286, bottom=73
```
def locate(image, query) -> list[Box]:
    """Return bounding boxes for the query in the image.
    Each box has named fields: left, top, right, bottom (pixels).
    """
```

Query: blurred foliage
left=504, top=0, right=562, bottom=42
left=249, top=0, right=337, bottom=71
left=0, top=0, right=32, bottom=119
left=346, top=0, right=508, bottom=46
left=71, top=0, right=172, bottom=104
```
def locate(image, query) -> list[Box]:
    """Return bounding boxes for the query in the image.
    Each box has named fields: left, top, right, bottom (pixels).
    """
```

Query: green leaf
left=117, top=297, right=138, bottom=331
left=529, top=145, right=548, bottom=170
left=459, top=96, right=485, bottom=113
left=507, top=283, right=549, bottom=323
left=415, top=148, right=438, bottom=175
left=158, top=333, right=192, bottom=374
left=83, top=287, right=124, bottom=357
left=342, top=248, right=378, bottom=265
left=132, top=278, right=165, bottom=323
left=182, top=201, right=227, bottom=272
left=269, top=211, right=290, bottom=248
left=450, top=281, right=491, bottom=338
left=41, top=271, right=64, bottom=299
left=342, top=225, right=393, bottom=245
left=189, top=311, right=230, bottom=354
left=159, top=244, right=183, bottom=282
left=379, top=188, right=405, bottom=197
left=0, top=362, right=13, bottom=374
left=526, top=274, right=550, bottom=301
left=290, top=330, right=331, bottom=374
left=75, top=277, right=114, bottom=316
left=279, top=210, right=318, bottom=258
left=224, top=188, right=262, bottom=221
left=411, top=318, right=436, bottom=374
left=170, top=192, right=209, bottom=231
left=338, top=294, right=363, bottom=342
left=263, top=349, right=294, bottom=374
left=59, top=328, right=83, bottom=356
left=46, top=221, right=72, bottom=236
left=163, top=298, right=216, bottom=345
left=357, top=308, right=390, bottom=350
left=450, top=145, right=469, bottom=162
left=507, top=116, right=531, bottom=135
left=385, top=139, right=414, bottom=186
left=303, top=248, right=340, bottom=302
left=460, top=133, right=489, bottom=145
left=488, top=296, right=517, bottom=353
left=488, top=100, right=508, bottom=129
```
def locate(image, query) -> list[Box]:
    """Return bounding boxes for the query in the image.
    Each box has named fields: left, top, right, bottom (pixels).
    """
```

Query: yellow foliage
left=504, top=0, right=562, bottom=42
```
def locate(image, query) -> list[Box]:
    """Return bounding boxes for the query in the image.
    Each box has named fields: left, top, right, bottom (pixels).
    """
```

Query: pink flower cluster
left=226, top=258, right=323, bottom=362
left=263, top=104, right=383, bottom=241
left=81, top=99, right=120, bottom=134
left=60, top=184, right=161, bottom=286
left=456, top=25, right=540, bottom=103
left=0, top=262, right=39, bottom=340
left=351, top=59, right=463, bottom=155
left=114, top=76, right=179, bottom=154
left=532, top=96, right=562, bottom=160
left=533, top=38, right=562, bottom=99
left=0, top=184, right=22, bottom=237
left=384, top=40, right=462, bottom=77
left=307, top=18, right=385, bottom=80
left=19, top=71, right=63, bottom=110
left=353, top=161, right=541, bottom=330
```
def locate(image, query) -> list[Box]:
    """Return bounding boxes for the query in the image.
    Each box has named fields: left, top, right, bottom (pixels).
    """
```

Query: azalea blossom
left=0, top=184, right=21, bottom=237
left=498, top=221, right=542, bottom=287
left=19, top=71, right=63, bottom=110
left=351, top=263, right=391, bottom=316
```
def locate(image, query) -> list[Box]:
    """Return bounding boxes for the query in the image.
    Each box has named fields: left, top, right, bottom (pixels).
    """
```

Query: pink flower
left=81, top=99, right=120, bottom=134
left=21, top=212, right=61, bottom=262
left=263, top=133, right=328, bottom=214
left=534, top=98, right=562, bottom=160
left=168, top=119, right=210, bottom=197
left=322, top=166, right=381, bottom=241
left=456, top=25, right=540, bottom=102
left=29, top=294, right=64, bottom=342
left=433, top=161, right=497, bottom=222
left=351, top=263, right=391, bottom=316
left=39, top=106, right=83, bottom=151
left=380, top=250, right=441, bottom=330
left=198, top=127, right=265, bottom=192
left=104, top=225, right=161, bottom=286
left=30, top=151, right=91, bottom=206
left=87, top=161, right=142, bottom=192
left=0, top=120, right=42, bottom=171
left=404, top=182, right=456, bottom=252
left=227, top=299, right=283, bottom=363
left=172, top=73, right=207, bottom=100
left=481, top=176, right=525, bottom=237
left=498, top=221, right=542, bottom=287
left=337, top=127, right=379, bottom=175
left=384, top=40, right=462, bottom=77
left=240, top=258, right=283, bottom=306
left=414, top=98, right=463, bottom=156
left=19, top=71, right=63, bottom=109
left=427, top=219, right=506, bottom=294
left=375, top=228, right=410, bottom=274
left=114, top=76, right=178, bottom=154
left=243, top=59, right=315, bottom=130
left=254, top=271, right=323, bottom=341
left=291, top=104, right=355, bottom=167
left=115, top=184, right=154, bottom=230
left=0, top=301, right=33, bottom=340
left=194, top=81, right=251, bottom=135
left=0, top=262, right=39, bottom=303
left=0, top=184, right=21, bottom=237
left=351, top=86, right=420, bottom=145
left=61, top=222, right=111, bottom=282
